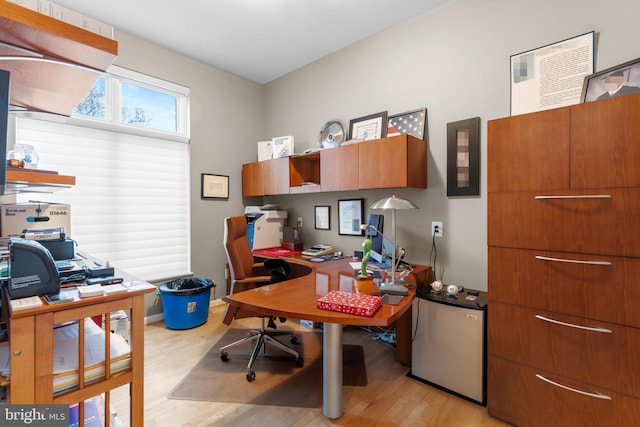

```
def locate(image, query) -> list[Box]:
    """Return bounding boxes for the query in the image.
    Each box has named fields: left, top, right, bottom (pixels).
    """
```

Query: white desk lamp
left=369, top=195, right=419, bottom=295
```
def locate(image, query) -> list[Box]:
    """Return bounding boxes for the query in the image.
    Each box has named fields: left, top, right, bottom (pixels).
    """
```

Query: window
left=14, top=67, right=191, bottom=282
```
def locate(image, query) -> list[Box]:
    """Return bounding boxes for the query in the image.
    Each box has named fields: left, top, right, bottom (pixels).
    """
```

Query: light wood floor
left=111, top=304, right=512, bottom=427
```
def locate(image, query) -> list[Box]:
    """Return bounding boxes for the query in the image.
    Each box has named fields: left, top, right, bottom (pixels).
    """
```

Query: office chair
left=220, top=215, right=304, bottom=382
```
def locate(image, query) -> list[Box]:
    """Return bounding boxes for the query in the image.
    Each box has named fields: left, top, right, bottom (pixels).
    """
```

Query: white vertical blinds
left=14, top=116, right=191, bottom=282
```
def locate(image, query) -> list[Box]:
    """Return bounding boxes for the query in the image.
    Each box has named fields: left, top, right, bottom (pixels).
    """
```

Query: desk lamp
left=369, top=195, right=419, bottom=295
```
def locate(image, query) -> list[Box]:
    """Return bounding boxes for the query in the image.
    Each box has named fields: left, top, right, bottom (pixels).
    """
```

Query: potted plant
left=354, top=237, right=375, bottom=295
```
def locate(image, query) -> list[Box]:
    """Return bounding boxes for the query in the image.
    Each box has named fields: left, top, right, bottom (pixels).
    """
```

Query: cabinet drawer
left=488, top=355, right=640, bottom=427
left=488, top=247, right=640, bottom=327
left=488, top=188, right=640, bottom=256
left=488, top=302, right=640, bottom=399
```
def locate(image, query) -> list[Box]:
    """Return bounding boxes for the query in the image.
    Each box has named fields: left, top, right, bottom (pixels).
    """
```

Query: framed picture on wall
left=338, top=199, right=364, bottom=236
left=201, top=173, right=229, bottom=199
left=315, top=205, right=330, bottom=230
left=447, top=117, right=480, bottom=197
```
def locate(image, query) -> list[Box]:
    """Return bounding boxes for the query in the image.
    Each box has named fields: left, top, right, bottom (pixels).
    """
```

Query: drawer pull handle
left=534, top=195, right=611, bottom=200
left=535, top=314, right=612, bottom=333
left=535, top=374, right=612, bottom=400
left=535, top=255, right=612, bottom=266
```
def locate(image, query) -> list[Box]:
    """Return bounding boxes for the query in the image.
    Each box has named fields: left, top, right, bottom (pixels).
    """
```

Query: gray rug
left=167, top=328, right=367, bottom=408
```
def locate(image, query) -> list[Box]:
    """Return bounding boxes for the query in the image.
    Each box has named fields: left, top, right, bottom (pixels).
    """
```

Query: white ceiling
left=51, top=0, right=446, bottom=84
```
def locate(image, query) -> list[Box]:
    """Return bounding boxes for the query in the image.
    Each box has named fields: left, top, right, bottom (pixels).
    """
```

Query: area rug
left=167, top=328, right=367, bottom=408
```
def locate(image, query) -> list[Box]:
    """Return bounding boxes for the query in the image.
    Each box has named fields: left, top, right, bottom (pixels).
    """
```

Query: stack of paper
left=76, top=284, right=104, bottom=298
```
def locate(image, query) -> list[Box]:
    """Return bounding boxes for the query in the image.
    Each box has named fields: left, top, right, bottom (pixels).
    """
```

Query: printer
left=4, top=237, right=60, bottom=299
left=244, top=206, right=287, bottom=250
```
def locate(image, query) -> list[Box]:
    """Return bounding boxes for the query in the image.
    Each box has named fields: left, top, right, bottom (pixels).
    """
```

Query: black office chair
left=220, top=215, right=303, bottom=382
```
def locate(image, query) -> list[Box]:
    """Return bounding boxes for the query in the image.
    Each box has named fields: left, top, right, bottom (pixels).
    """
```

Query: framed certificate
left=349, top=111, right=388, bottom=141
left=201, top=173, right=229, bottom=199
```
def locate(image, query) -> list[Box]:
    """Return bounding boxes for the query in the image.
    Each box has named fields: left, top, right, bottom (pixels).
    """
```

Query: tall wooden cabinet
left=487, top=94, right=640, bottom=426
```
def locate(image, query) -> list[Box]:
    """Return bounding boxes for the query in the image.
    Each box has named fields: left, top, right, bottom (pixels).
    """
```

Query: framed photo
left=201, top=173, right=229, bottom=199
left=580, top=57, right=640, bottom=103
left=387, top=108, right=427, bottom=140
left=338, top=199, right=364, bottom=236
left=349, top=111, right=388, bottom=141
left=314, top=205, right=330, bottom=230
left=447, top=117, right=480, bottom=197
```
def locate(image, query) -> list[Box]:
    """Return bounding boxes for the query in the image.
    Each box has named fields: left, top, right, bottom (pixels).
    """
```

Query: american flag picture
left=387, top=108, right=426, bottom=140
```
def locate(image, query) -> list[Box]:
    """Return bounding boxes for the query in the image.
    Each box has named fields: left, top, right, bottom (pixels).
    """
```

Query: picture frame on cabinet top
left=349, top=111, right=388, bottom=141
left=387, top=108, right=428, bottom=141
left=580, top=56, right=640, bottom=103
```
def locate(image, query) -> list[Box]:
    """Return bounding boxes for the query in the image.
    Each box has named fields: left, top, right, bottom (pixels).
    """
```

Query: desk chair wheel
left=296, top=357, right=304, bottom=367
left=290, top=336, right=298, bottom=345
left=220, top=351, right=229, bottom=361
left=247, top=371, right=256, bottom=382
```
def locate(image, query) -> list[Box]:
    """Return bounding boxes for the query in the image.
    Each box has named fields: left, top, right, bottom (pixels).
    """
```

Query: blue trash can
left=157, top=278, right=215, bottom=329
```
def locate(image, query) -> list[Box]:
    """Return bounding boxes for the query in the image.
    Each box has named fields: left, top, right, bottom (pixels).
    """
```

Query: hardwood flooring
left=111, top=304, right=512, bottom=427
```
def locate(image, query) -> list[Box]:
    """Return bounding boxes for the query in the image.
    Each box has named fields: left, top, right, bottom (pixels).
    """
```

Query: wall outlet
left=297, top=217, right=303, bottom=228
left=431, top=221, right=443, bottom=237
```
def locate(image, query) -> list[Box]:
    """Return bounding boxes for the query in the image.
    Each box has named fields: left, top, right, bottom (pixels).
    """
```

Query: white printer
left=244, top=206, right=287, bottom=250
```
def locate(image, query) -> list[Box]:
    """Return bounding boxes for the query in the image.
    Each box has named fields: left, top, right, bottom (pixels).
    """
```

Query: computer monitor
left=368, top=214, right=391, bottom=266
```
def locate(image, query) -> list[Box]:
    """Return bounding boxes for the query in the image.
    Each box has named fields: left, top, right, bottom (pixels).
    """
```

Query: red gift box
left=316, top=290, right=382, bottom=317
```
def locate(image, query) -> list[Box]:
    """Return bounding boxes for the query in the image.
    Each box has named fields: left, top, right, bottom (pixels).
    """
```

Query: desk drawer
left=488, top=302, right=640, bottom=399
left=488, top=247, right=640, bottom=327
left=488, top=188, right=640, bottom=256
left=488, top=355, right=640, bottom=427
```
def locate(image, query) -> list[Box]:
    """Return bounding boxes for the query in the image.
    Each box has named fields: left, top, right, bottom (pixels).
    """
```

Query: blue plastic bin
left=157, top=278, right=215, bottom=329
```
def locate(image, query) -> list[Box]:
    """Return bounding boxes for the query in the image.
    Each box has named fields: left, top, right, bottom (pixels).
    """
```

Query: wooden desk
left=223, top=256, right=431, bottom=419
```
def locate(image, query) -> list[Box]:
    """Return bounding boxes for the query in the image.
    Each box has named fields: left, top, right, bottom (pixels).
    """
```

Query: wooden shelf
left=4, top=168, right=75, bottom=193
left=0, top=0, right=118, bottom=116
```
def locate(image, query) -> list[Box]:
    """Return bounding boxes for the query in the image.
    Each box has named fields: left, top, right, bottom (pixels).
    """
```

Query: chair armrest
left=231, top=276, right=272, bottom=293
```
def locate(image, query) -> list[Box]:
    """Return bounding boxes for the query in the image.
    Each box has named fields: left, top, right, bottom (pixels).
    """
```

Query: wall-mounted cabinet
left=0, top=0, right=118, bottom=116
left=242, top=134, right=427, bottom=196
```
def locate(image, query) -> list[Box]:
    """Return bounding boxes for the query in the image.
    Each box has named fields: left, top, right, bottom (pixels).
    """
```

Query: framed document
left=315, top=205, right=330, bottom=230
left=510, top=31, right=594, bottom=115
left=349, top=111, right=388, bottom=141
left=338, top=199, right=364, bottom=236
left=201, top=173, right=229, bottom=199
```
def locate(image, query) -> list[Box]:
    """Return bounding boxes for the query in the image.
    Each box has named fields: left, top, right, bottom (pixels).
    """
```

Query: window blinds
left=14, top=116, right=191, bottom=282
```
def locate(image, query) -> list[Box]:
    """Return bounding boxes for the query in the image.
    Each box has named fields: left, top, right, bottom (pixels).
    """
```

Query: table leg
left=323, top=322, right=343, bottom=419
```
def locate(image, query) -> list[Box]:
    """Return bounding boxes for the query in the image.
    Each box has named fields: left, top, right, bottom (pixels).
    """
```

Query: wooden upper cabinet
left=0, top=1, right=118, bottom=116
left=571, top=94, right=640, bottom=189
left=241, top=134, right=428, bottom=196
left=320, top=144, right=358, bottom=192
left=242, top=162, right=263, bottom=196
left=262, top=157, right=290, bottom=195
left=488, top=93, right=640, bottom=193
left=358, top=135, right=427, bottom=190
left=488, top=108, right=571, bottom=193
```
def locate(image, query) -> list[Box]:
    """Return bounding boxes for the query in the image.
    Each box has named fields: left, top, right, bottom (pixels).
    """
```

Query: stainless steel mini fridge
left=409, top=288, right=487, bottom=405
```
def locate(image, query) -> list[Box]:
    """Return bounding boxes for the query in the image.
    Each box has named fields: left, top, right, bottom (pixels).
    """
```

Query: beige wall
left=261, top=0, right=640, bottom=291
left=110, top=0, right=640, bottom=311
